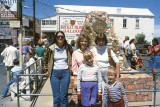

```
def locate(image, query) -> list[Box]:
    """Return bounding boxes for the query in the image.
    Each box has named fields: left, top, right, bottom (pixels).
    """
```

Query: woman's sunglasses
left=56, top=35, right=65, bottom=39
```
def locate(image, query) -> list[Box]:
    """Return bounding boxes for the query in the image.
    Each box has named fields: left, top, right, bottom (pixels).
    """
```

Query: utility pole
left=33, top=0, right=35, bottom=47
left=19, top=0, right=23, bottom=67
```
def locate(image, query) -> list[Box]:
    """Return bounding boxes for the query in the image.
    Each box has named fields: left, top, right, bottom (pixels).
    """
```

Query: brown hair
left=76, top=34, right=91, bottom=49
left=95, top=33, right=107, bottom=46
left=50, top=31, right=68, bottom=46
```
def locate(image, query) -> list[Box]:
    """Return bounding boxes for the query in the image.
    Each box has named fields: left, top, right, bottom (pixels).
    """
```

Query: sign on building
left=0, top=0, right=19, bottom=19
left=10, top=20, right=20, bottom=28
left=59, top=16, right=86, bottom=42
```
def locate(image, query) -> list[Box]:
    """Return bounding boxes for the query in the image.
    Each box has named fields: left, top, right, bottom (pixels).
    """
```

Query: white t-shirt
left=92, top=46, right=119, bottom=68
left=1, top=46, right=18, bottom=66
left=123, top=40, right=129, bottom=49
left=128, top=43, right=137, bottom=57
left=26, top=57, right=35, bottom=67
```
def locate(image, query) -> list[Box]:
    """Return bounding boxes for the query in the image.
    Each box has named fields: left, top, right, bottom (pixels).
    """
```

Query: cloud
left=154, top=24, right=160, bottom=37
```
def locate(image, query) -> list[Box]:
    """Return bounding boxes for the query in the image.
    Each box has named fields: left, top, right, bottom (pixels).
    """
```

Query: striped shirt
left=102, top=81, right=128, bottom=106
left=77, top=64, right=102, bottom=92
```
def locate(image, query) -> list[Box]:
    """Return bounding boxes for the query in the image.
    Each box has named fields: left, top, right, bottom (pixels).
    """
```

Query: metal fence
left=16, top=58, right=46, bottom=107
left=15, top=57, right=160, bottom=107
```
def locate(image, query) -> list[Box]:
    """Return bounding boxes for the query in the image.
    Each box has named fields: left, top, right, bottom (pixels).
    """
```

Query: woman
left=148, top=38, right=160, bottom=83
left=91, top=33, right=120, bottom=107
left=44, top=31, right=73, bottom=107
left=72, top=34, right=91, bottom=85
left=128, top=39, right=137, bottom=70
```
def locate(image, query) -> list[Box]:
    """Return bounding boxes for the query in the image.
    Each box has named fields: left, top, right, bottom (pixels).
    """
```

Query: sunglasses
left=56, top=35, right=65, bottom=39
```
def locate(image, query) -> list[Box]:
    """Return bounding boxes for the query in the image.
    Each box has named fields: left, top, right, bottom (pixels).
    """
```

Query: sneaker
left=1, top=96, right=4, bottom=99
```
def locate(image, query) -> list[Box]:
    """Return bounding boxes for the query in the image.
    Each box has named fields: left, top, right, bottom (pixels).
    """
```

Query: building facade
left=41, top=5, right=154, bottom=44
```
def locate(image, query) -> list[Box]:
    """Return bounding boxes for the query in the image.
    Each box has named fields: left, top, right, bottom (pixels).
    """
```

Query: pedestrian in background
left=148, top=38, right=160, bottom=83
left=1, top=44, right=19, bottom=83
left=77, top=50, right=102, bottom=107
left=1, top=59, right=23, bottom=99
left=70, top=40, right=76, bottom=51
left=123, top=36, right=130, bottom=62
left=44, top=31, right=73, bottom=107
left=128, top=39, right=137, bottom=70
left=36, top=41, right=46, bottom=59
left=41, top=34, right=49, bottom=48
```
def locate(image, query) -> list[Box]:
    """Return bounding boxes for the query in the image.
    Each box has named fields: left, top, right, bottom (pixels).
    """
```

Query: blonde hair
left=107, top=66, right=117, bottom=77
left=76, top=34, right=91, bottom=49
left=83, top=50, right=93, bottom=60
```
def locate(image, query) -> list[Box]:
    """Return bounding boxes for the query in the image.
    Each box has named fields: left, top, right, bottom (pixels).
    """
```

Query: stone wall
left=120, top=69, right=153, bottom=102
left=68, top=70, right=153, bottom=104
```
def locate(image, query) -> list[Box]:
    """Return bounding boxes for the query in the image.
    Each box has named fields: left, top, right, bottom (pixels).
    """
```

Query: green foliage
left=135, top=33, right=150, bottom=44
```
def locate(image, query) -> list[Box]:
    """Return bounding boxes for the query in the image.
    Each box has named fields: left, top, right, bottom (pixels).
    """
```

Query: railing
left=16, top=58, right=46, bottom=107
left=16, top=56, right=160, bottom=107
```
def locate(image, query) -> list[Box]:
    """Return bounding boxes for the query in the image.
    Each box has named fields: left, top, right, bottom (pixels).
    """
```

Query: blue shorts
left=149, top=55, right=160, bottom=68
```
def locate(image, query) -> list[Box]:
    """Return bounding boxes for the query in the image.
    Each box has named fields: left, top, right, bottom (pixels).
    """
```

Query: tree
left=135, top=33, right=150, bottom=44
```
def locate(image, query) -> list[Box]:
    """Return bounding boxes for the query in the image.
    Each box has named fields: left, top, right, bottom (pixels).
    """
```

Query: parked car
left=136, top=44, right=151, bottom=54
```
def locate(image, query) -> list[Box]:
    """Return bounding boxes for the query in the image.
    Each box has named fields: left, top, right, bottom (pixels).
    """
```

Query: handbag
left=108, top=48, right=116, bottom=68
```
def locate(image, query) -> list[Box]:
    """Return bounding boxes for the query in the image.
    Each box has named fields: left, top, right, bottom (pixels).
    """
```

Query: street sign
left=10, top=21, right=20, bottom=28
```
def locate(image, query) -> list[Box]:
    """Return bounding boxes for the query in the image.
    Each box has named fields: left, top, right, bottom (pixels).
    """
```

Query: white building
left=41, top=5, right=154, bottom=44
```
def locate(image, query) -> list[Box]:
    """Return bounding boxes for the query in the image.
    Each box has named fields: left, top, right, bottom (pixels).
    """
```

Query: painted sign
left=10, top=20, right=20, bottom=28
left=0, top=28, right=17, bottom=44
left=0, top=0, right=18, bottom=19
left=59, top=16, right=86, bottom=42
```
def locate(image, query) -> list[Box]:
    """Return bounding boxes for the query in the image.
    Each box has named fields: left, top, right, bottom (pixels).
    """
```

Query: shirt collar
left=77, top=48, right=90, bottom=53
left=55, top=44, right=65, bottom=50
left=108, top=81, right=117, bottom=87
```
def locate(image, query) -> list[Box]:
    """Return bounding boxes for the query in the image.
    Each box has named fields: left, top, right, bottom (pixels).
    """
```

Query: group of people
left=44, top=31, right=128, bottom=107
left=1, top=36, right=48, bottom=99
left=123, top=36, right=160, bottom=82
left=1, top=30, right=160, bottom=106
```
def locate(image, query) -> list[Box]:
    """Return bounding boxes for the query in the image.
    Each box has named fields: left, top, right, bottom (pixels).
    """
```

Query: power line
left=36, top=0, right=85, bottom=13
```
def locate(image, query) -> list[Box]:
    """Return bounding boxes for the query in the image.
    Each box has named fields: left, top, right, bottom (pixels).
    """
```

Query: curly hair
left=76, top=34, right=91, bottom=49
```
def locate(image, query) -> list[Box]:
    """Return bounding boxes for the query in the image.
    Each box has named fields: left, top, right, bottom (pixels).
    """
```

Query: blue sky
left=23, top=0, right=160, bottom=37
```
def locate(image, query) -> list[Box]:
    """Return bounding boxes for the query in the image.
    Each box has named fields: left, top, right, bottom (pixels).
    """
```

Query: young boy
left=102, top=66, right=128, bottom=107
left=77, top=50, right=102, bottom=107
left=1, top=59, right=24, bottom=99
left=136, top=53, right=146, bottom=71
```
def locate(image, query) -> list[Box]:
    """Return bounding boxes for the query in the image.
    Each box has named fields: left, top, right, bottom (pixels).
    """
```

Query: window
left=123, top=19, right=127, bottom=28
left=45, top=20, right=49, bottom=25
left=42, top=20, right=45, bottom=25
left=42, top=20, right=56, bottom=25
left=136, top=19, right=139, bottom=28
left=110, top=19, right=114, bottom=27
left=50, top=20, right=56, bottom=25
